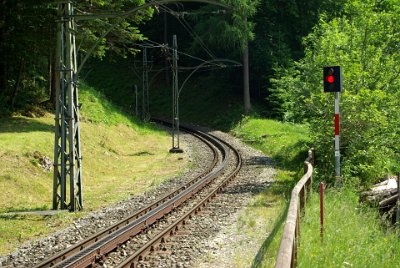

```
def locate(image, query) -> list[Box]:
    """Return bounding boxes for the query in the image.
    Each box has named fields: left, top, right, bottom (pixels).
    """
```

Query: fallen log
left=360, top=177, right=398, bottom=206
left=379, top=194, right=399, bottom=208
left=361, top=175, right=400, bottom=225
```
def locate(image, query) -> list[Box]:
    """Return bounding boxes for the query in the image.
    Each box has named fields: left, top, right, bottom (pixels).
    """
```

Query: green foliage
left=0, top=1, right=56, bottom=110
left=0, top=0, right=152, bottom=112
left=270, top=0, right=400, bottom=184
left=76, top=0, right=152, bottom=60
left=82, top=58, right=137, bottom=112
left=183, top=0, right=258, bottom=60
left=250, top=0, right=348, bottom=113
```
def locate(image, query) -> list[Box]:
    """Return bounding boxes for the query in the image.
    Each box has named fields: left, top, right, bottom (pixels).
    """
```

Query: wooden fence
left=275, top=148, right=315, bottom=268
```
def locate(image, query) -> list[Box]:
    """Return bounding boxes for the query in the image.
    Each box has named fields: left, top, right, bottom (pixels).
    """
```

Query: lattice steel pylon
left=53, top=1, right=83, bottom=211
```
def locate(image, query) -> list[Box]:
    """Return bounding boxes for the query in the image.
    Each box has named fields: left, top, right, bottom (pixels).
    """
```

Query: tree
left=270, top=0, right=400, bottom=184
left=0, top=0, right=154, bottom=113
left=168, top=0, right=258, bottom=113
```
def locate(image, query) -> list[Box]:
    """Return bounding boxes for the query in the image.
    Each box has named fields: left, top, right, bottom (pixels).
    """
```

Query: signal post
left=323, top=66, right=343, bottom=182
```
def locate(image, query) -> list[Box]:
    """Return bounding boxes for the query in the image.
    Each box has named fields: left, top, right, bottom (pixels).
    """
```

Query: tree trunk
left=243, top=40, right=251, bottom=114
left=49, top=25, right=59, bottom=109
left=48, top=50, right=52, bottom=97
left=0, top=0, right=7, bottom=95
left=10, top=58, right=24, bottom=109
left=0, top=60, right=6, bottom=95
left=49, top=50, right=58, bottom=108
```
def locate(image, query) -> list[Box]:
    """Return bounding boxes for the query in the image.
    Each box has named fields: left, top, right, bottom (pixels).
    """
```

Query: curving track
left=33, top=121, right=242, bottom=268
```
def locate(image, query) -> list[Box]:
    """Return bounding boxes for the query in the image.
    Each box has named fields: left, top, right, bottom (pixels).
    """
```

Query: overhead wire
left=143, top=40, right=241, bottom=71
left=143, top=39, right=223, bottom=68
left=179, top=16, right=216, bottom=59
left=158, top=4, right=217, bottom=60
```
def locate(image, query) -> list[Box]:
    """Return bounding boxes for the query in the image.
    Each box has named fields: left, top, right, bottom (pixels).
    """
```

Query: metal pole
left=134, top=84, right=138, bottom=116
left=53, top=2, right=63, bottom=210
left=53, top=1, right=83, bottom=211
left=171, top=35, right=176, bottom=149
left=243, top=38, right=250, bottom=114
left=396, top=172, right=399, bottom=227
left=142, top=47, right=147, bottom=120
left=320, top=182, right=324, bottom=241
left=334, top=92, right=341, bottom=182
left=170, top=35, right=183, bottom=153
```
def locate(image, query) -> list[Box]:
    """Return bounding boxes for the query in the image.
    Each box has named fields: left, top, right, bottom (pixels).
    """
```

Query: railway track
left=33, top=121, right=242, bottom=268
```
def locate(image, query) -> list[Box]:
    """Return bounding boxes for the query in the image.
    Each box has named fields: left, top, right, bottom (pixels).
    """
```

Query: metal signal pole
left=323, top=66, right=342, bottom=184
left=170, top=35, right=183, bottom=153
left=334, top=92, right=341, bottom=179
left=53, top=1, right=83, bottom=211
left=142, top=47, right=150, bottom=120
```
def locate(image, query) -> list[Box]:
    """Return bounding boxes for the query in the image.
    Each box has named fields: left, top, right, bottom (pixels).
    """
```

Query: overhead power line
left=158, top=4, right=217, bottom=60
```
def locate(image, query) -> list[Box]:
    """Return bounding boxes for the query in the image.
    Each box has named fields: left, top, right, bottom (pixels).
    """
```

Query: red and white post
left=334, top=92, right=340, bottom=179
left=323, top=66, right=342, bottom=182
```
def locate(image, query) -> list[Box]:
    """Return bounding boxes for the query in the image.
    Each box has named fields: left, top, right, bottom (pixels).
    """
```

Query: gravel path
left=0, top=129, right=277, bottom=268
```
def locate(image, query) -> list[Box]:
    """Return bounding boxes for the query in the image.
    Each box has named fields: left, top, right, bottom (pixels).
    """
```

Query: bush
left=270, top=0, right=400, bottom=185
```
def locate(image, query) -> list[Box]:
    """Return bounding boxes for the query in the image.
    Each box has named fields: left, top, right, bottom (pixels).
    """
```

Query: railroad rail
left=34, top=121, right=242, bottom=268
left=117, top=125, right=242, bottom=267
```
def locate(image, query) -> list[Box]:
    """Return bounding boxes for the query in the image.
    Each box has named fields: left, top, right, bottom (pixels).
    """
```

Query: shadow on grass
left=251, top=200, right=289, bottom=268
left=0, top=206, right=57, bottom=220
left=0, top=117, right=53, bottom=133
left=5, top=205, right=49, bottom=213
left=274, top=141, right=310, bottom=170
left=224, top=180, right=273, bottom=196
left=246, top=156, right=275, bottom=166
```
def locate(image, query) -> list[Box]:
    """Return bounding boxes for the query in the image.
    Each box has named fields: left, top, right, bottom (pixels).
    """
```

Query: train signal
left=323, top=66, right=342, bottom=92
left=322, top=66, right=343, bottom=182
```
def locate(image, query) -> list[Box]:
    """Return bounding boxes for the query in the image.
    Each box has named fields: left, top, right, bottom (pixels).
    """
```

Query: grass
left=231, top=116, right=310, bottom=267
left=232, top=116, right=400, bottom=267
left=0, top=83, right=189, bottom=254
left=83, top=57, right=246, bottom=131
left=298, top=187, right=400, bottom=267
left=232, top=117, right=310, bottom=170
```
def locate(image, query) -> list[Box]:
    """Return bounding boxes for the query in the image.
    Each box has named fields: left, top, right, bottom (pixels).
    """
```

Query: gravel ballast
left=0, top=129, right=277, bottom=268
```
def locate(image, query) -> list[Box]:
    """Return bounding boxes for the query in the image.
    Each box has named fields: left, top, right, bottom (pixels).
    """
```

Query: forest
left=0, top=0, right=399, bottom=185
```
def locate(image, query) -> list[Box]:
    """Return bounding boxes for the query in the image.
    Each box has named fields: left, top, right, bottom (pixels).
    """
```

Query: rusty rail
left=275, top=148, right=314, bottom=268
left=33, top=123, right=221, bottom=268
left=117, top=133, right=242, bottom=267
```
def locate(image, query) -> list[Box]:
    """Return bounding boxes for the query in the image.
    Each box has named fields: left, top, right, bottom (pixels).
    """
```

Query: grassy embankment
left=83, top=58, right=246, bottom=130
left=0, top=84, right=189, bottom=254
left=228, top=117, right=400, bottom=267
left=298, top=188, right=400, bottom=267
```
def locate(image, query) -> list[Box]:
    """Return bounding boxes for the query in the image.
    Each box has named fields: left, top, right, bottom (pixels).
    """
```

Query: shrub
left=270, top=0, right=400, bottom=184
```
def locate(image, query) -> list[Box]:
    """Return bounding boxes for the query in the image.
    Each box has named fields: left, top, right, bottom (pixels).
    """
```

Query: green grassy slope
left=299, top=188, right=400, bottom=267
left=83, top=58, right=246, bottom=130
left=0, top=83, right=188, bottom=254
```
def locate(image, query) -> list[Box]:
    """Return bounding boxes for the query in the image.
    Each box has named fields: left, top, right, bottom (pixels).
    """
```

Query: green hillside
left=0, top=84, right=188, bottom=254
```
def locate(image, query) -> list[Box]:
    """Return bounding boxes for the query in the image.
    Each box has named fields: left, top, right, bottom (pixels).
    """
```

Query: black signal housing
left=323, top=66, right=342, bottom=92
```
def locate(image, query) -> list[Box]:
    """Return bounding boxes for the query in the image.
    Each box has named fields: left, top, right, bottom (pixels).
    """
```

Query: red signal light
left=323, top=66, right=342, bottom=92
left=327, top=75, right=334, bottom=83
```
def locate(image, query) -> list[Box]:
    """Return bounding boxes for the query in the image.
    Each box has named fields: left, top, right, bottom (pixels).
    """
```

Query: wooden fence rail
left=275, top=148, right=315, bottom=268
